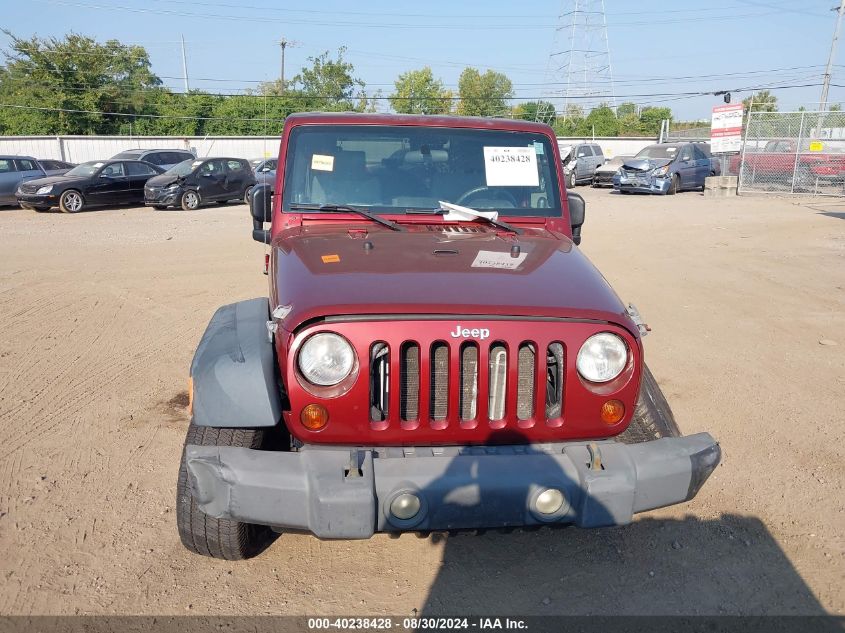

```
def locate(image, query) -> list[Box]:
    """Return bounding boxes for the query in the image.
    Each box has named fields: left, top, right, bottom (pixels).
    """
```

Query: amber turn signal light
left=600, top=399, right=625, bottom=424
left=300, top=403, right=329, bottom=430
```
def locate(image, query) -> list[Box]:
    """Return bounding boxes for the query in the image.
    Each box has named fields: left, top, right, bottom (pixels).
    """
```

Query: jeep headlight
left=652, top=165, right=670, bottom=177
left=576, top=333, right=628, bottom=383
left=298, top=332, right=355, bottom=386
left=36, top=185, right=53, bottom=195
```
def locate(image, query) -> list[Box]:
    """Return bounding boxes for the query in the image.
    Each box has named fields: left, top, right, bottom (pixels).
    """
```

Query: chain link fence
left=664, top=123, right=739, bottom=177
left=738, top=110, right=845, bottom=196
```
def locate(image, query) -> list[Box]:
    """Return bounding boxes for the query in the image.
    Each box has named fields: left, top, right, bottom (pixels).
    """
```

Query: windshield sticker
left=311, top=154, right=335, bottom=172
left=93, top=162, right=104, bottom=168
left=533, top=142, right=545, bottom=155
left=321, top=254, right=340, bottom=263
left=483, top=147, right=539, bottom=187
left=665, top=148, right=677, bottom=153
left=471, top=249, right=528, bottom=270
left=192, top=160, right=203, bottom=167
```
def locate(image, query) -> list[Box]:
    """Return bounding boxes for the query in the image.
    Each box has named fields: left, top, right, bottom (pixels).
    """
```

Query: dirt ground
left=0, top=189, right=843, bottom=617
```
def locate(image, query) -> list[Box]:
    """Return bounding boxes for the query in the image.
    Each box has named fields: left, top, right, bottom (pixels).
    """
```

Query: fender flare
left=190, top=298, right=282, bottom=428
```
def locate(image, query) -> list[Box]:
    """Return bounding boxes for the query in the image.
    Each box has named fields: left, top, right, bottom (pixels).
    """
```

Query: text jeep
left=176, top=113, right=720, bottom=559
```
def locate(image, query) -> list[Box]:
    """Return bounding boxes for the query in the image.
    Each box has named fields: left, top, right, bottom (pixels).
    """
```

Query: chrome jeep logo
left=450, top=325, right=490, bottom=340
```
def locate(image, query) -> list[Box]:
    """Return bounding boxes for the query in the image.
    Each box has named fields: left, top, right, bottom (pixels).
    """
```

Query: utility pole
left=279, top=38, right=289, bottom=89
left=180, top=34, right=190, bottom=92
left=820, top=0, right=845, bottom=110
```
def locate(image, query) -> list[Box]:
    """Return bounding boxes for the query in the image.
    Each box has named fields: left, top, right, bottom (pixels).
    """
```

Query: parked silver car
left=592, top=155, right=633, bottom=188
left=558, top=142, right=605, bottom=188
left=0, top=156, right=75, bottom=206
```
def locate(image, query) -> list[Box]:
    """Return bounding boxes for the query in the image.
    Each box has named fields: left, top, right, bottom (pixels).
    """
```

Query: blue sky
left=2, top=0, right=843, bottom=120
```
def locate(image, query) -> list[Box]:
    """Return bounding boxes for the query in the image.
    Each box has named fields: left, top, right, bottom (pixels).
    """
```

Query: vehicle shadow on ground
left=414, top=442, right=825, bottom=616
left=817, top=211, right=845, bottom=221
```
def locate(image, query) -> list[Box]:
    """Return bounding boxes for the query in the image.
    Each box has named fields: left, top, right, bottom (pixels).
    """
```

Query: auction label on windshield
left=483, top=146, right=539, bottom=187
left=311, top=154, right=335, bottom=171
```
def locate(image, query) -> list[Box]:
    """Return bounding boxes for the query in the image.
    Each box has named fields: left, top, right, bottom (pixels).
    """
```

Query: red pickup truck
left=732, top=139, right=845, bottom=187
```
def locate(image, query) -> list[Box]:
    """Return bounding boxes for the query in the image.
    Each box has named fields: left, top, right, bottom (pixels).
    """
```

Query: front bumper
left=16, top=193, right=58, bottom=206
left=144, top=188, right=181, bottom=206
left=185, top=433, right=720, bottom=538
left=614, top=174, right=671, bottom=194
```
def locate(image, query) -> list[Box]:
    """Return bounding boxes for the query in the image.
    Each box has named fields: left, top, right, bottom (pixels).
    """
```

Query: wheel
left=180, top=190, right=200, bottom=211
left=666, top=174, right=679, bottom=195
left=59, top=189, right=84, bottom=213
left=591, top=179, right=599, bottom=188
left=151, top=205, right=168, bottom=210
left=615, top=364, right=682, bottom=444
left=176, top=423, right=276, bottom=559
left=568, top=171, right=577, bottom=189
left=244, top=186, right=253, bottom=205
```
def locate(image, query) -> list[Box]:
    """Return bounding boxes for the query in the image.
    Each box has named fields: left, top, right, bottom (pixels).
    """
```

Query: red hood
left=271, top=222, right=635, bottom=333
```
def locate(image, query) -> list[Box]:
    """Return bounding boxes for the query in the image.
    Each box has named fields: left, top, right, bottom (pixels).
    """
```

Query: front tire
left=180, top=190, right=200, bottom=211
left=244, top=186, right=253, bottom=205
left=666, top=174, right=679, bottom=195
left=615, top=364, right=682, bottom=444
left=59, top=189, right=84, bottom=213
left=568, top=171, right=577, bottom=189
left=176, top=423, right=275, bottom=560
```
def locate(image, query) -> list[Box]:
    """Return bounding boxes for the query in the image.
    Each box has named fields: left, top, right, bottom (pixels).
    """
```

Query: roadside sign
left=809, top=140, right=824, bottom=152
left=711, top=103, right=744, bottom=153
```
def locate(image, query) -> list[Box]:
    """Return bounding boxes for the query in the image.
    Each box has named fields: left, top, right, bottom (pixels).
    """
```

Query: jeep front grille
left=369, top=338, right=565, bottom=428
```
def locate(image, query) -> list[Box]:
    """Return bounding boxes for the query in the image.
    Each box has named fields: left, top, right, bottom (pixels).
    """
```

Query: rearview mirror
left=567, top=191, right=585, bottom=245
left=250, top=183, right=273, bottom=244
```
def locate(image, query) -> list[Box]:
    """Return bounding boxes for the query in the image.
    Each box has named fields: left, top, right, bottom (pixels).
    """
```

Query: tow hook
left=626, top=303, right=651, bottom=337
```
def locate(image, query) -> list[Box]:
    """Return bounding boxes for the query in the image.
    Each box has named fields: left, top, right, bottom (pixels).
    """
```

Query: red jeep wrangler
left=176, top=113, right=720, bottom=559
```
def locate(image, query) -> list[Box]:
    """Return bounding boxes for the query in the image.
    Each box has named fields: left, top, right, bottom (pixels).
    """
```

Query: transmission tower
left=537, top=0, right=616, bottom=124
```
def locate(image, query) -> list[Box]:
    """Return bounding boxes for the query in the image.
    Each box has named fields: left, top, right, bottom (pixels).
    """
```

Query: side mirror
left=567, top=191, right=585, bottom=245
left=250, top=183, right=273, bottom=244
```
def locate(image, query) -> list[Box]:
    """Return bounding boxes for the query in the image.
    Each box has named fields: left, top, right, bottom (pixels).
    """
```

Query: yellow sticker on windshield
left=321, top=254, right=340, bottom=263
left=312, top=154, right=335, bottom=172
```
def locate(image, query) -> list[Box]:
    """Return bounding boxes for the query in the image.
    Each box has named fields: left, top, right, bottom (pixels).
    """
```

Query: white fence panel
left=0, top=136, right=281, bottom=163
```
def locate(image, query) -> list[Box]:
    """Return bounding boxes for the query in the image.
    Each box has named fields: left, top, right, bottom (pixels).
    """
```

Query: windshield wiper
left=289, top=203, right=404, bottom=231
left=436, top=201, right=523, bottom=235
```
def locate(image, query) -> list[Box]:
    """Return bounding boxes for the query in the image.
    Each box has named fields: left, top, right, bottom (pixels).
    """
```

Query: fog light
left=535, top=488, right=565, bottom=515
left=300, top=403, right=329, bottom=430
left=390, top=493, right=421, bottom=520
left=600, top=399, right=625, bottom=424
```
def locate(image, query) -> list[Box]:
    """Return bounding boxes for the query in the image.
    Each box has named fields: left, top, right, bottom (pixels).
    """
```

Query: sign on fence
left=710, top=104, right=744, bottom=153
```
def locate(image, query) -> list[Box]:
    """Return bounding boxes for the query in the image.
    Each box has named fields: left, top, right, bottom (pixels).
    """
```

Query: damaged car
left=144, top=157, right=256, bottom=210
left=614, top=142, right=718, bottom=195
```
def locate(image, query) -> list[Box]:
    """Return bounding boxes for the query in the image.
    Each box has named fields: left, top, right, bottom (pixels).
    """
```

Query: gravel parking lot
left=0, top=190, right=842, bottom=616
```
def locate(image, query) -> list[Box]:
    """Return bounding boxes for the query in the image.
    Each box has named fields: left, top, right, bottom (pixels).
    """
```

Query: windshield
left=65, top=162, right=104, bottom=177
left=282, top=125, right=562, bottom=217
left=636, top=145, right=680, bottom=159
left=165, top=159, right=199, bottom=176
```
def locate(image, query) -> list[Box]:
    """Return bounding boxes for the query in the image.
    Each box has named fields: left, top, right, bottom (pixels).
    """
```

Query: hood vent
left=426, top=224, right=487, bottom=234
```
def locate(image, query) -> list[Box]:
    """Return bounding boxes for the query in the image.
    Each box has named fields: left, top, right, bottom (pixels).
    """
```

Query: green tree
left=389, top=67, right=451, bottom=115
left=583, top=104, right=618, bottom=136
left=616, top=102, right=638, bottom=118
left=639, top=106, right=672, bottom=135
left=515, top=100, right=556, bottom=125
left=456, top=68, right=513, bottom=117
left=0, top=30, right=161, bottom=134
left=291, top=47, right=365, bottom=112
left=742, top=90, right=777, bottom=113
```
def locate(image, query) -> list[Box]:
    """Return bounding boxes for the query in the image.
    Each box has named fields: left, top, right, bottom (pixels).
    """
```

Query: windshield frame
left=635, top=145, right=682, bottom=160
left=280, top=124, right=563, bottom=218
left=165, top=159, right=200, bottom=177
left=65, top=161, right=105, bottom=178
